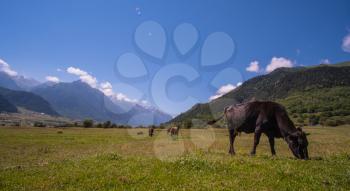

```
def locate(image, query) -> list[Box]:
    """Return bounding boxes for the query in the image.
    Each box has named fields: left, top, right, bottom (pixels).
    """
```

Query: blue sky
left=0, top=0, right=350, bottom=115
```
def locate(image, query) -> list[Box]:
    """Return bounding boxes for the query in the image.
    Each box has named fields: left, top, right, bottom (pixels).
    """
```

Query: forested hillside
left=170, top=62, right=350, bottom=127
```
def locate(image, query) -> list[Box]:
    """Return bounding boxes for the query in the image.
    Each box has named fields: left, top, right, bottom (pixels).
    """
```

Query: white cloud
left=45, top=76, right=60, bottom=83
left=320, top=59, right=331, bottom=64
left=99, top=81, right=113, bottom=96
left=117, top=93, right=137, bottom=102
left=66, top=67, right=97, bottom=88
left=99, top=81, right=141, bottom=104
left=342, top=33, right=350, bottom=53
left=209, top=82, right=242, bottom=101
left=67, top=67, right=88, bottom=76
left=265, top=57, right=293, bottom=73
left=0, top=59, right=18, bottom=76
left=109, top=92, right=139, bottom=103
left=246, top=60, right=260, bottom=72
left=100, top=81, right=112, bottom=89
left=80, top=75, right=97, bottom=88
left=141, top=100, right=148, bottom=105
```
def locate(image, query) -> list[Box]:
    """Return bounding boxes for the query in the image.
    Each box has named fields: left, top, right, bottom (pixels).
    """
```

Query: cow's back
left=225, top=101, right=283, bottom=134
left=225, top=102, right=258, bottom=133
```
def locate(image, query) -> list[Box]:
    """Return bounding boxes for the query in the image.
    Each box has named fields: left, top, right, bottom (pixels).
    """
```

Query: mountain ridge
left=0, top=86, right=58, bottom=115
left=170, top=62, right=350, bottom=124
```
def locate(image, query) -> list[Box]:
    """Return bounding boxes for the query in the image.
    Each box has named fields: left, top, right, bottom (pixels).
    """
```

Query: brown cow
left=208, top=101, right=309, bottom=159
left=168, top=126, right=180, bottom=136
left=167, top=127, right=172, bottom=134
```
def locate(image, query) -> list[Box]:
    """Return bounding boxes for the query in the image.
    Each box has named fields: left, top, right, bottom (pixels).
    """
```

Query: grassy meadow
left=0, top=126, right=350, bottom=190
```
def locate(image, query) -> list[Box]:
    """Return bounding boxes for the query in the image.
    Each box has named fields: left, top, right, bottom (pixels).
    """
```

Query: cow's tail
left=207, top=107, right=228, bottom=125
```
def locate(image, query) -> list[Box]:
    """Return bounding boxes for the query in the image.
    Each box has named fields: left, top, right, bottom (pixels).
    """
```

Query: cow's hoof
left=250, top=152, right=256, bottom=156
left=228, top=151, right=235, bottom=155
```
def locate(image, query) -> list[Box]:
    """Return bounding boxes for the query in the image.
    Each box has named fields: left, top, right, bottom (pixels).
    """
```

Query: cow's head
left=286, top=128, right=309, bottom=160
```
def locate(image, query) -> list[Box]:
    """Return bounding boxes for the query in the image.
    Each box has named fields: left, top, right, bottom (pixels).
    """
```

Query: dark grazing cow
left=208, top=101, right=309, bottom=159
left=149, top=127, right=155, bottom=137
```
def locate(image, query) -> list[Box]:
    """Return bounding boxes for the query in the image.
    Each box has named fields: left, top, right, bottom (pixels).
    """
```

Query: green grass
left=1, top=126, right=350, bottom=190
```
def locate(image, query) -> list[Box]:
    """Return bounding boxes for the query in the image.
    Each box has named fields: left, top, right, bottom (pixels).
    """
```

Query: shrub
left=319, top=117, right=327, bottom=126
left=333, top=117, right=345, bottom=126
left=184, top=120, right=193, bottom=129
left=34, top=122, right=46, bottom=127
left=103, top=121, right=111, bottom=128
left=344, top=116, right=350, bottom=124
left=297, top=118, right=304, bottom=124
left=324, top=111, right=333, bottom=117
left=309, top=115, right=320, bottom=126
left=324, top=119, right=337, bottom=127
left=83, top=119, right=94, bottom=128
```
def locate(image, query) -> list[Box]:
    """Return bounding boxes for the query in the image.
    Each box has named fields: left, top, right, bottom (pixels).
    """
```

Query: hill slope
left=0, top=72, right=21, bottom=90
left=0, top=94, right=18, bottom=113
left=0, top=71, right=40, bottom=91
left=170, top=62, right=350, bottom=126
left=0, top=87, right=58, bottom=115
left=32, top=81, right=120, bottom=122
left=277, top=86, right=350, bottom=126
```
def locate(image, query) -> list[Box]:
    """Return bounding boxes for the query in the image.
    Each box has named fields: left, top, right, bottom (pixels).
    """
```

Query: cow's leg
left=250, top=127, right=262, bottom=156
left=268, top=136, right=276, bottom=156
left=251, top=113, right=267, bottom=156
left=228, top=128, right=236, bottom=155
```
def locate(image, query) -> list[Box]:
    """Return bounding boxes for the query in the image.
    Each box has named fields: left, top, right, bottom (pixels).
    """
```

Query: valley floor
left=0, top=126, right=350, bottom=190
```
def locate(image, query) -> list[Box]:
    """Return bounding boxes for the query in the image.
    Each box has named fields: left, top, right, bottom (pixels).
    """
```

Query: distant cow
left=208, top=101, right=309, bottom=159
left=149, top=127, right=154, bottom=137
left=168, top=126, right=180, bottom=136
left=137, top=131, right=144, bottom=135
left=167, top=128, right=171, bottom=134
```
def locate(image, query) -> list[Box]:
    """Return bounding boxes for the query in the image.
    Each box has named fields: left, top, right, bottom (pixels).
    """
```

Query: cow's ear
left=290, top=131, right=300, bottom=137
left=296, top=127, right=303, bottom=131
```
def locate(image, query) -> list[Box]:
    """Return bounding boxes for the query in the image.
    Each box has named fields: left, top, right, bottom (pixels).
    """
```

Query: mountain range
left=1, top=61, right=349, bottom=127
left=32, top=80, right=172, bottom=125
left=0, top=72, right=172, bottom=125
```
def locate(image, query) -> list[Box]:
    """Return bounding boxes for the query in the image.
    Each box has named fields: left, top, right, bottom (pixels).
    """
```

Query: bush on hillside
left=103, top=121, right=111, bottom=128
left=34, top=121, right=46, bottom=127
left=83, top=119, right=94, bottom=128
